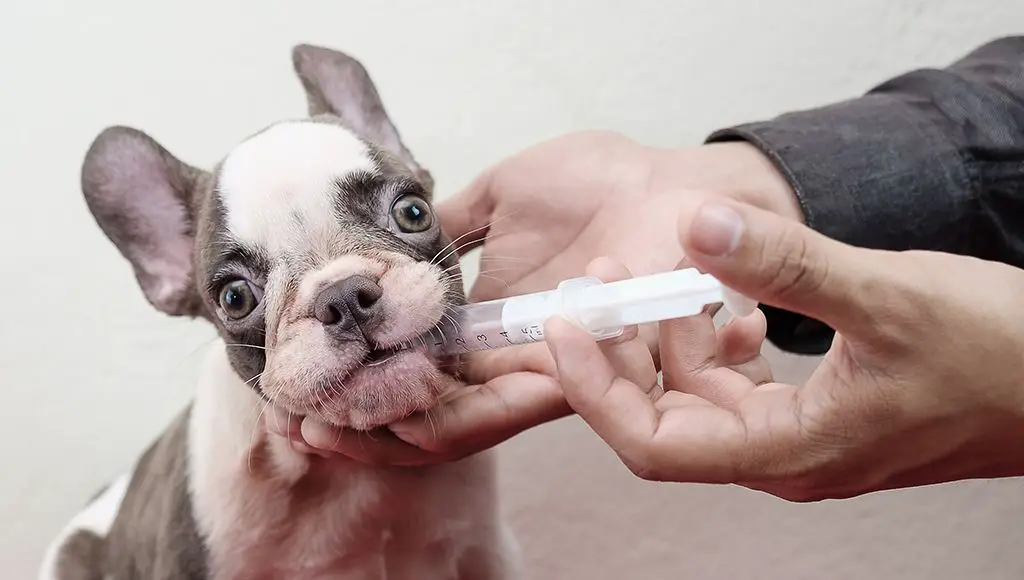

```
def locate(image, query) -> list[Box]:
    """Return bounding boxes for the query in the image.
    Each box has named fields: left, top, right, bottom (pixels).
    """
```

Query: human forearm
left=702, top=36, right=1024, bottom=354
left=708, top=36, right=1024, bottom=265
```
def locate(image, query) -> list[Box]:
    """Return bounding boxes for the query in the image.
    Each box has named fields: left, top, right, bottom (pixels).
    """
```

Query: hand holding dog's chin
left=281, top=344, right=564, bottom=466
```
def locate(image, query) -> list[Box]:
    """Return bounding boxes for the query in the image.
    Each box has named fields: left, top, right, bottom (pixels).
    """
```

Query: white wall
left=2, top=1, right=1023, bottom=578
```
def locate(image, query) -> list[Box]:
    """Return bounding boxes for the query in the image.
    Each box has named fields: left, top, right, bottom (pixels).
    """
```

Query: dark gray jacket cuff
left=705, top=95, right=975, bottom=355
left=706, top=93, right=974, bottom=255
left=702, top=37, right=1024, bottom=355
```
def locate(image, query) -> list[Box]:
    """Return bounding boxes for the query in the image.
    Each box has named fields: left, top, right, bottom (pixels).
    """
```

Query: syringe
left=433, top=267, right=757, bottom=355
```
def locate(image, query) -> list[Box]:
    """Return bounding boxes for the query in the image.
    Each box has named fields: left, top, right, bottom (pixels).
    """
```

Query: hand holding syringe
left=435, top=267, right=758, bottom=355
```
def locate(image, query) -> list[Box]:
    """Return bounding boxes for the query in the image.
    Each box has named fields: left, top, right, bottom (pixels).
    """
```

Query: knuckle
left=746, top=466, right=835, bottom=503
left=620, top=448, right=662, bottom=481
left=772, top=481, right=831, bottom=503
left=625, top=460, right=661, bottom=482
left=758, top=224, right=830, bottom=303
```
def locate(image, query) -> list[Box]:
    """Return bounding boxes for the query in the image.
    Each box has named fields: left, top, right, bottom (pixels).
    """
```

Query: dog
left=38, top=44, right=521, bottom=580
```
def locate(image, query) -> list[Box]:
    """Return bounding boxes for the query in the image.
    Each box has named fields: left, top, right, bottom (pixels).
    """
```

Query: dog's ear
left=81, top=126, right=206, bottom=317
left=291, top=44, right=434, bottom=192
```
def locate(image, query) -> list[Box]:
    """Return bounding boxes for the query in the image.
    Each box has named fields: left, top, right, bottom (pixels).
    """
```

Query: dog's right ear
left=81, top=126, right=207, bottom=317
left=291, top=44, right=434, bottom=192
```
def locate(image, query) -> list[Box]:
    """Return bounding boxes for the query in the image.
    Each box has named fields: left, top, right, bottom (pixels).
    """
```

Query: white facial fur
left=214, top=120, right=457, bottom=430
left=218, top=121, right=377, bottom=255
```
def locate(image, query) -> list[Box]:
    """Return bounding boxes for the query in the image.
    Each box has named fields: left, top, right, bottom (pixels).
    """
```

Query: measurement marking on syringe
left=447, top=325, right=547, bottom=351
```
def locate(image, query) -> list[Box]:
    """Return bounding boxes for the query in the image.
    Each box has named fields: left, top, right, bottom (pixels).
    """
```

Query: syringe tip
left=722, top=288, right=758, bottom=317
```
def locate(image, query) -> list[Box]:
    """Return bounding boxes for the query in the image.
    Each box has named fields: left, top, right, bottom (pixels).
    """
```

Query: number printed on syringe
left=440, top=323, right=546, bottom=354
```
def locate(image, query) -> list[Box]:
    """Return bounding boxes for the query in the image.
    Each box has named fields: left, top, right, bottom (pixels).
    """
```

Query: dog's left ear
left=291, top=44, right=434, bottom=193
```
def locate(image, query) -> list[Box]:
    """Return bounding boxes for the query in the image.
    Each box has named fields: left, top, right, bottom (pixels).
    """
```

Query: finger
left=436, top=167, right=497, bottom=256
left=388, top=371, right=568, bottom=453
left=583, top=258, right=657, bottom=388
left=680, top=199, right=889, bottom=340
left=641, top=382, right=805, bottom=483
left=715, top=311, right=773, bottom=388
left=716, top=309, right=767, bottom=366
left=461, top=342, right=556, bottom=384
left=264, top=404, right=304, bottom=440
left=660, top=312, right=760, bottom=409
left=727, top=357, right=774, bottom=388
left=659, top=310, right=718, bottom=383
left=599, top=329, right=657, bottom=393
left=545, top=316, right=658, bottom=463
left=300, top=419, right=444, bottom=466
left=300, top=373, right=569, bottom=464
left=584, top=256, right=640, bottom=345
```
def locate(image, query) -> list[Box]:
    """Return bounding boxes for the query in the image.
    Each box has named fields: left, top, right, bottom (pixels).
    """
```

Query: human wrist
left=652, top=142, right=804, bottom=224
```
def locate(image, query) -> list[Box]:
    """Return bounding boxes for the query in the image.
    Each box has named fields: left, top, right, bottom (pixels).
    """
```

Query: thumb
left=680, top=199, right=890, bottom=339
left=436, top=168, right=497, bottom=256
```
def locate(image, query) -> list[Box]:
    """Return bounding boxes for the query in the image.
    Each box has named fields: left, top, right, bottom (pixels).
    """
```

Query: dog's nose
left=313, top=275, right=384, bottom=333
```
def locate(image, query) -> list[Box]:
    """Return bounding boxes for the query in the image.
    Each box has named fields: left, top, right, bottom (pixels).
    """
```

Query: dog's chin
left=269, top=346, right=462, bottom=432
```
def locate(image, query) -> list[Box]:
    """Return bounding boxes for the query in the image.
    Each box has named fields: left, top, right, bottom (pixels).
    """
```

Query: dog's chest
left=208, top=457, right=465, bottom=580
left=187, top=351, right=482, bottom=580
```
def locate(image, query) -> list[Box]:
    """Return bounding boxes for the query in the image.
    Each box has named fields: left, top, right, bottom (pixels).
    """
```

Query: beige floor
left=496, top=345, right=1024, bottom=579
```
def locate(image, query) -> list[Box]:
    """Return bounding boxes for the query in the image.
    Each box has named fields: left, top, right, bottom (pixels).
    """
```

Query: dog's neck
left=186, top=341, right=503, bottom=580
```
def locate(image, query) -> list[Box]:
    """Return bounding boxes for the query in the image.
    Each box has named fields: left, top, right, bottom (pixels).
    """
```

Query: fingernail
left=690, top=203, right=743, bottom=257
left=266, top=405, right=304, bottom=439
left=300, top=417, right=337, bottom=450
left=388, top=422, right=419, bottom=447
left=289, top=440, right=319, bottom=455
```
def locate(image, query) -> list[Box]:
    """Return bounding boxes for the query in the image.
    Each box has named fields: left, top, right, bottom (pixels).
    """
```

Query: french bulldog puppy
left=39, top=44, right=520, bottom=580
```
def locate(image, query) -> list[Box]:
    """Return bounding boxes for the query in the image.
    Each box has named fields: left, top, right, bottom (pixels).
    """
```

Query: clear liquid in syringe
left=433, top=298, right=547, bottom=355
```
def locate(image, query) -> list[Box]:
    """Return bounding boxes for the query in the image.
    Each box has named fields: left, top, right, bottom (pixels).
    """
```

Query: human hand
left=444, top=131, right=802, bottom=305
left=545, top=198, right=1024, bottom=501
left=285, top=131, right=802, bottom=465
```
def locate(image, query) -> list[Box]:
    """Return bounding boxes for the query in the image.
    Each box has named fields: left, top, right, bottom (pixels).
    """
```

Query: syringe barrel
left=439, top=281, right=625, bottom=355
left=440, top=294, right=550, bottom=354
left=436, top=268, right=757, bottom=356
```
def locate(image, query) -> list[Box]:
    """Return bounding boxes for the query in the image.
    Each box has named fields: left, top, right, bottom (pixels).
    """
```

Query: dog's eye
left=219, top=280, right=258, bottom=319
left=391, top=195, right=433, bottom=233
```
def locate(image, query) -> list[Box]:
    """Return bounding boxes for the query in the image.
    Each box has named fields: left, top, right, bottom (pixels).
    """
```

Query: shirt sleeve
left=705, top=36, right=1024, bottom=356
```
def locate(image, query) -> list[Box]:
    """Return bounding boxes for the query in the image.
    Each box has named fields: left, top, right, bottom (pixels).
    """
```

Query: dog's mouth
left=263, top=329, right=464, bottom=432
left=362, top=344, right=408, bottom=366
left=360, top=326, right=459, bottom=369
left=356, top=341, right=460, bottom=375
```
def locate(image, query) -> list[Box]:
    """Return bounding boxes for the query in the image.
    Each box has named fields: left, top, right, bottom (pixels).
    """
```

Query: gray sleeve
left=705, top=36, right=1024, bottom=355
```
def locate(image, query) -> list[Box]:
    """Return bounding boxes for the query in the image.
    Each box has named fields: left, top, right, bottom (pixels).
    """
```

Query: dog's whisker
left=478, top=255, right=537, bottom=265
left=424, top=408, right=439, bottom=444
left=174, top=336, right=221, bottom=367
left=473, top=273, right=513, bottom=292
left=436, top=226, right=525, bottom=265
left=429, top=218, right=498, bottom=266
left=430, top=211, right=522, bottom=266
left=439, top=268, right=517, bottom=286
left=223, top=343, right=267, bottom=351
left=429, top=323, right=448, bottom=347
left=442, top=313, right=466, bottom=335
left=247, top=396, right=275, bottom=474
left=364, top=354, right=398, bottom=367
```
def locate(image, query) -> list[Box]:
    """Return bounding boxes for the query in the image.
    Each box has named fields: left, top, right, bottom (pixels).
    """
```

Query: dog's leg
left=38, top=473, right=130, bottom=580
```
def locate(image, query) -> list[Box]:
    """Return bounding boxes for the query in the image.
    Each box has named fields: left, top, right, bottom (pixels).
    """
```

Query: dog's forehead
left=215, top=121, right=377, bottom=254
